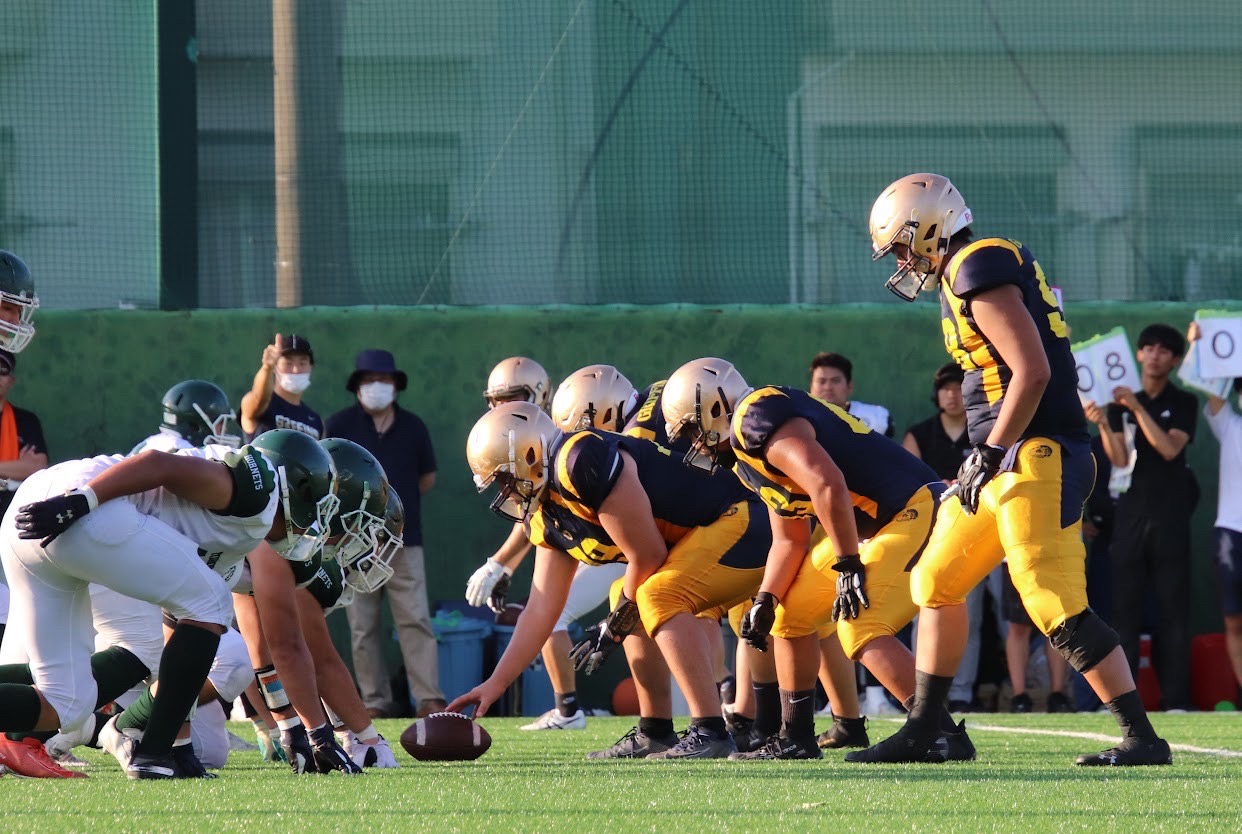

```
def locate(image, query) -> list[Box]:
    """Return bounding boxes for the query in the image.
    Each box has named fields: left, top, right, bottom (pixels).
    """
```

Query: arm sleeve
left=218, top=448, right=278, bottom=518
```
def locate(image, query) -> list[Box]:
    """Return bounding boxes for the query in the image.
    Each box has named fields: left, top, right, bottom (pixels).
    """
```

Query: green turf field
left=2, top=714, right=1239, bottom=833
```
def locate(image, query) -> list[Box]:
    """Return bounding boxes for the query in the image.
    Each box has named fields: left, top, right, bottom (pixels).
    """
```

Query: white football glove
left=465, top=558, right=513, bottom=613
left=343, top=731, right=401, bottom=769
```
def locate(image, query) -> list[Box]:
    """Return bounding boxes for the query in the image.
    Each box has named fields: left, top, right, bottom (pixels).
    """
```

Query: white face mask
left=278, top=372, right=312, bottom=395
left=358, top=381, right=396, bottom=410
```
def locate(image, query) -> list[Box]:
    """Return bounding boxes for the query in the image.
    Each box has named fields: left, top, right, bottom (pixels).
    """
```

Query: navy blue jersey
left=525, top=428, right=752, bottom=565
left=621, top=379, right=690, bottom=453
left=245, top=393, right=323, bottom=442
left=730, top=386, right=940, bottom=539
left=940, top=238, right=1088, bottom=445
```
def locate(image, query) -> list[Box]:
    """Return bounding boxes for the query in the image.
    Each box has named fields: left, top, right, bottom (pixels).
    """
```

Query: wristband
left=76, top=485, right=100, bottom=512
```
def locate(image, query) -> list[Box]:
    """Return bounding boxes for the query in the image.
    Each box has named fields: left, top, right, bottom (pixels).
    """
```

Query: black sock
left=1106, top=690, right=1156, bottom=741
left=91, top=646, right=151, bottom=708
left=239, top=690, right=259, bottom=720
left=779, top=688, right=816, bottom=740
left=690, top=716, right=727, bottom=738
left=938, top=705, right=961, bottom=734
left=134, top=624, right=220, bottom=756
left=0, top=684, right=43, bottom=733
left=639, top=717, right=675, bottom=739
left=753, top=681, right=781, bottom=737
left=115, top=686, right=157, bottom=733
left=0, top=662, right=34, bottom=686
left=907, top=671, right=954, bottom=731
left=557, top=691, right=578, bottom=718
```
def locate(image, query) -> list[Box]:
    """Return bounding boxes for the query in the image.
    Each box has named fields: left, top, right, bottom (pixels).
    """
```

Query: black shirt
left=1107, top=381, right=1199, bottom=512
left=245, top=393, right=323, bottom=442
left=905, top=414, right=972, bottom=482
left=324, top=403, right=437, bottom=546
left=0, top=404, right=49, bottom=518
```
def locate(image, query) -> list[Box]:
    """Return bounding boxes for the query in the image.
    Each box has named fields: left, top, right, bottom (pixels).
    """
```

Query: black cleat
left=925, top=720, right=976, bottom=762
left=125, top=751, right=178, bottom=780
left=844, top=723, right=939, bottom=764
left=586, top=726, right=678, bottom=760
left=1075, top=736, right=1172, bottom=767
left=729, top=734, right=821, bottom=761
left=817, top=715, right=869, bottom=749
left=1047, top=692, right=1075, bottom=713
left=1010, top=692, right=1033, bottom=713
left=171, top=744, right=218, bottom=779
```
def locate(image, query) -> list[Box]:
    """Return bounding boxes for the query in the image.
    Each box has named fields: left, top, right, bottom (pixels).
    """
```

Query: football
left=399, top=711, right=492, bottom=762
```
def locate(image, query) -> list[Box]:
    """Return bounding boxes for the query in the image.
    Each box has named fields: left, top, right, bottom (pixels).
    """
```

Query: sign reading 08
left=1070, top=327, right=1140, bottom=406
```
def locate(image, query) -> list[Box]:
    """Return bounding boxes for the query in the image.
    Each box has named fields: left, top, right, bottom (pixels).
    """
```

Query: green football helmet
left=161, top=379, right=241, bottom=447
left=342, top=488, right=404, bottom=595
left=0, top=250, right=38, bottom=353
left=250, top=429, right=340, bottom=562
left=319, top=438, right=389, bottom=572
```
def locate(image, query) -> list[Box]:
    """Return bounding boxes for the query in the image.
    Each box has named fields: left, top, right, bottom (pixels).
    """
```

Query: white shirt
left=1205, top=402, right=1242, bottom=533
left=848, top=401, right=893, bottom=436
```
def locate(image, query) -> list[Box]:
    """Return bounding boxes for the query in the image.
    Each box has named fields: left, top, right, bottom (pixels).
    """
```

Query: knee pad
left=1049, top=608, right=1118, bottom=674
left=208, top=630, right=254, bottom=703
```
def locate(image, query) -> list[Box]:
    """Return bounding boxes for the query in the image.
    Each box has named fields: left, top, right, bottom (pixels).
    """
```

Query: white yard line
left=950, top=721, right=1242, bottom=758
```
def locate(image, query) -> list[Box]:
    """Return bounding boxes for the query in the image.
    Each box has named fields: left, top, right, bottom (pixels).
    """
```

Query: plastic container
left=1191, top=632, right=1240, bottom=712
left=493, top=625, right=556, bottom=716
left=431, top=610, right=493, bottom=703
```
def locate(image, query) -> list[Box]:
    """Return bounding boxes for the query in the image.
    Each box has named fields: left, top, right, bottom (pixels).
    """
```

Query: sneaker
left=586, top=726, right=678, bottom=760
left=864, top=687, right=901, bottom=716
left=50, top=748, right=90, bottom=768
left=171, top=744, right=218, bottom=779
left=925, top=720, right=977, bottom=762
left=1010, top=692, right=1033, bottom=713
left=817, top=715, right=869, bottom=749
left=99, top=715, right=141, bottom=768
left=1075, top=736, right=1172, bottom=767
left=520, top=708, right=587, bottom=731
left=729, top=734, right=821, bottom=761
left=844, top=723, right=940, bottom=764
left=647, top=725, right=737, bottom=760
left=724, top=711, right=770, bottom=754
left=0, top=735, right=88, bottom=779
left=1047, top=692, right=1075, bottom=714
left=126, top=751, right=178, bottom=780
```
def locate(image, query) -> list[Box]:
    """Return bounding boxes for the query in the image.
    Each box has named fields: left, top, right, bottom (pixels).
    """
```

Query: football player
left=662, top=358, right=974, bottom=761
left=0, top=429, right=340, bottom=778
left=0, top=250, right=38, bottom=353
left=451, top=402, right=769, bottom=759
left=854, top=172, right=1168, bottom=765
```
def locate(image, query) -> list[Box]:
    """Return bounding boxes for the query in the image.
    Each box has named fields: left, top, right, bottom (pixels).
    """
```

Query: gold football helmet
left=869, top=173, right=972, bottom=301
left=484, top=356, right=551, bottom=410
left=550, top=364, right=638, bottom=432
left=466, top=401, right=558, bottom=522
left=661, top=358, right=750, bottom=472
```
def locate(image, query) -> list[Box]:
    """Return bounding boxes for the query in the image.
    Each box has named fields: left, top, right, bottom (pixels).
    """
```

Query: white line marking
left=958, top=721, right=1242, bottom=759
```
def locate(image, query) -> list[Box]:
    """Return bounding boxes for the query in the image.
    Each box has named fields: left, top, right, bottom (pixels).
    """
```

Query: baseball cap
left=279, top=334, right=314, bottom=364
left=0, top=349, right=15, bottom=376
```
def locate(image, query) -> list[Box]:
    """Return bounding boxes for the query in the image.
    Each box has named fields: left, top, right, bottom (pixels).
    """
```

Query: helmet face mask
left=0, top=250, right=37, bottom=353
left=467, top=402, right=555, bottom=524
left=869, top=173, right=971, bottom=302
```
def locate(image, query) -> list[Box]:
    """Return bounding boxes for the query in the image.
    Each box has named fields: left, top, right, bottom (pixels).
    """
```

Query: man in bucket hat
left=325, top=350, right=444, bottom=718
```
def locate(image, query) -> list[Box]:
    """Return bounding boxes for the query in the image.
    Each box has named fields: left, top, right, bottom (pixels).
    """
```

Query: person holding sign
left=1188, top=322, right=1242, bottom=706
left=852, top=172, right=1169, bottom=766
left=1093, top=324, right=1199, bottom=712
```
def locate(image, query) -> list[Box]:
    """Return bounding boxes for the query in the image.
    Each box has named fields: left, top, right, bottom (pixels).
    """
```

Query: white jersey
left=1205, top=402, right=1242, bottom=534
left=130, top=430, right=194, bottom=455
left=848, top=400, right=893, bottom=436
left=41, top=444, right=279, bottom=589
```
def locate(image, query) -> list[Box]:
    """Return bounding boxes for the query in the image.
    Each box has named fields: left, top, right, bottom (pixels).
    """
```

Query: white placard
left=1193, top=311, right=1242, bottom=379
left=1178, top=339, right=1232, bottom=400
left=1071, top=327, right=1141, bottom=406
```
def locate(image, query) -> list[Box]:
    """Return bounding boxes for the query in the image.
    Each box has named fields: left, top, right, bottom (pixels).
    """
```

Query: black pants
left=1109, top=508, right=1192, bottom=710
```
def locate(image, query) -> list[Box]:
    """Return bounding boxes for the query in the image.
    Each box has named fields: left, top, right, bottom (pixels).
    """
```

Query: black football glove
left=956, top=443, right=1007, bottom=515
left=16, top=489, right=98, bottom=547
left=280, top=723, right=316, bottom=775
left=489, top=572, right=512, bottom=615
left=739, top=592, right=778, bottom=651
left=831, top=554, right=869, bottom=621
left=310, top=723, right=363, bottom=775
left=569, top=593, right=640, bottom=674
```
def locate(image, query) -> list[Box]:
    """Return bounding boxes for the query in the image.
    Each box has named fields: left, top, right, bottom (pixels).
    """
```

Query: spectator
left=325, top=349, right=444, bottom=718
left=240, top=333, right=322, bottom=441
left=1187, top=322, right=1242, bottom=707
left=1001, top=565, right=1072, bottom=713
left=902, top=363, right=983, bottom=712
left=808, top=352, right=893, bottom=436
left=0, top=349, right=48, bottom=519
left=1088, top=323, right=1198, bottom=710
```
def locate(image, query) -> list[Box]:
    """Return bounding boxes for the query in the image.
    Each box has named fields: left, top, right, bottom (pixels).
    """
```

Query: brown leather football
left=399, top=712, right=492, bottom=761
